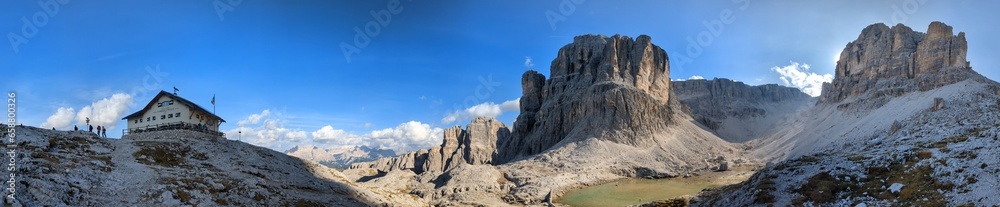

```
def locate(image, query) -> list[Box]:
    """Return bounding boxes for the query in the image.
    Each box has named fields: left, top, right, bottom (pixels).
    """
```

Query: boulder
left=933, top=98, right=945, bottom=111
left=890, top=120, right=902, bottom=135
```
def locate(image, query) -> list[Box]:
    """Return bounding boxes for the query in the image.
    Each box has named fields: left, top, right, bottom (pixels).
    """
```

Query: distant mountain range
left=284, top=145, right=396, bottom=170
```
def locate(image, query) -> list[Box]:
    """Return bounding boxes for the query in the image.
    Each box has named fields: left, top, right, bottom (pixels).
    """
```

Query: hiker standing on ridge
left=102, top=128, right=107, bottom=138
left=89, top=125, right=93, bottom=133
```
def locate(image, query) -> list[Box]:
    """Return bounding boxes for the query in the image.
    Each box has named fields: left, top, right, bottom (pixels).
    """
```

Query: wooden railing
left=122, top=121, right=225, bottom=137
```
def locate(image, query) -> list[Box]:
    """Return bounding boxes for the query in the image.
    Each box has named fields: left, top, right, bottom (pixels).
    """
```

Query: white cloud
left=40, top=107, right=76, bottom=129
left=286, top=131, right=308, bottom=141
left=689, top=75, right=705, bottom=80
left=238, top=109, right=270, bottom=126
left=771, top=61, right=833, bottom=97
left=366, top=121, right=443, bottom=153
left=309, top=122, right=444, bottom=154
left=524, top=56, right=534, bottom=68
left=224, top=109, right=308, bottom=150
left=441, top=98, right=520, bottom=124
left=73, top=93, right=134, bottom=130
left=466, top=103, right=503, bottom=118
left=312, top=125, right=350, bottom=140
left=363, top=123, right=373, bottom=128
left=500, top=99, right=519, bottom=111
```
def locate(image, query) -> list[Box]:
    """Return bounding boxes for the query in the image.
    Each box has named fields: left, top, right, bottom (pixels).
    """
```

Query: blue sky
left=3, top=0, right=998, bottom=153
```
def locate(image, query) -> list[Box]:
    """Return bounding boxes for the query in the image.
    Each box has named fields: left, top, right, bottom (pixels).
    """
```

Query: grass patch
left=955, top=151, right=977, bottom=160
left=637, top=198, right=690, bottom=207
left=133, top=143, right=191, bottom=167
left=847, top=154, right=869, bottom=163
left=176, top=190, right=192, bottom=204
left=753, top=175, right=777, bottom=204
left=214, top=198, right=229, bottom=206
left=90, top=155, right=114, bottom=172
left=253, top=192, right=265, bottom=201
left=293, top=200, right=324, bottom=207
left=856, top=164, right=951, bottom=206
left=792, top=172, right=849, bottom=205
left=191, top=151, right=209, bottom=161
left=916, top=151, right=933, bottom=160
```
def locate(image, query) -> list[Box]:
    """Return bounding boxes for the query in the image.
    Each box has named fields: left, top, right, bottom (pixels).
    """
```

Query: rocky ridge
left=673, top=78, right=814, bottom=142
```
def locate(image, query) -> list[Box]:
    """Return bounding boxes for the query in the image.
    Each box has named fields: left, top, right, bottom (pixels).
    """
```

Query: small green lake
left=555, top=178, right=721, bottom=207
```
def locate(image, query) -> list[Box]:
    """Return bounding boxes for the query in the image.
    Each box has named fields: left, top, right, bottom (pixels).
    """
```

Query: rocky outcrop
left=412, top=164, right=515, bottom=205
left=933, top=97, right=945, bottom=111
left=498, top=34, right=674, bottom=163
left=890, top=120, right=902, bottom=135
left=350, top=117, right=511, bottom=173
left=819, top=22, right=978, bottom=106
left=352, top=149, right=428, bottom=173
left=673, top=78, right=813, bottom=142
left=462, top=117, right=512, bottom=165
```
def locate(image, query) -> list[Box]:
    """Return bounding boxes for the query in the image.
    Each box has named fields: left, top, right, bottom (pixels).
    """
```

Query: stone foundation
left=123, top=129, right=225, bottom=142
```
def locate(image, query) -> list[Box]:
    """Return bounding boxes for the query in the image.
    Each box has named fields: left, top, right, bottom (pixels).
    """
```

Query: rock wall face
left=350, top=117, right=510, bottom=173
left=819, top=22, right=975, bottom=105
left=498, top=34, right=674, bottom=163
left=673, top=78, right=811, bottom=103
left=673, top=78, right=813, bottom=142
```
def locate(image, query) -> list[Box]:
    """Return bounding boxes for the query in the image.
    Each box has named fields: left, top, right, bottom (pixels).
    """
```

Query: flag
left=211, top=95, right=215, bottom=105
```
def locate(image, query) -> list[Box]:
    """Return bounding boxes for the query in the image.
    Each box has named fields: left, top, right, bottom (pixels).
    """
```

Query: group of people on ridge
left=69, top=117, right=107, bottom=138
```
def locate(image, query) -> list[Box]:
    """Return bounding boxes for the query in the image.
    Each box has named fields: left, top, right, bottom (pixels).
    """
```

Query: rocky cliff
left=349, top=117, right=510, bottom=173
left=819, top=21, right=979, bottom=109
left=673, top=78, right=813, bottom=142
left=498, top=34, right=675, bottom=163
